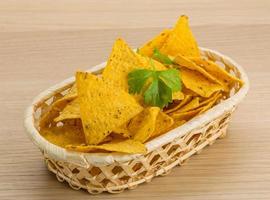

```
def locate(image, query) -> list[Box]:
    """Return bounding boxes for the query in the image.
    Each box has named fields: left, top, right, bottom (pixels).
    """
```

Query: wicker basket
left=24, top=48, right=249, bottom=194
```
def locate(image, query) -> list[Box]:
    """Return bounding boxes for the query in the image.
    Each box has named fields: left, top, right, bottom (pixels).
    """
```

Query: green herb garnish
left=128, top=64, right=181, bottom=108
left=152, top=48, right=174, bottom=65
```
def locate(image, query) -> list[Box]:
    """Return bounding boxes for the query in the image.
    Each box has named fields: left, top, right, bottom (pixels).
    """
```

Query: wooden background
left=0, top=0, right=270, bottom=199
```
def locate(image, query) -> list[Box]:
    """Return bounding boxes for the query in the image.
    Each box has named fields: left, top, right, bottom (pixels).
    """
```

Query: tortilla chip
left=113, top=123, right=132, bottom=138
left=171, top=109, right=201, bottom=121
left=198, top=92, right=221, bottom=107
left=40, top=125, right=85, bottom=148
left=199, top=93, right=222, bottom=114
left=191, top=57, right=244, bottom=91
left=160, top=15, right=200, bottom=57
left=129, top=107, right=160, bottom=143
left=66, top=139, right=146, bottom=154
left=181, top=87, right=199, bottom=96
left=139, top=29, right=171, bottom=57
left=172, top=91, right=184, bottom=100
left=181, top=68, right=223, bottom=97
left=165, top=95, right=192, bottom=114
left=173, top=54, right=220, bottom=84
left=102, top=38, right=166, bottom=91
left=76, top=72, right=143, bottom=145
left=54, top=98, right=80, bottom=122
left=39, top=85, right=78, bottom=128
left=171, top=120, right=186, bottom=129
left=150, top=111, right=174, bottom=138
left=177, top=97, right=200, bottom=113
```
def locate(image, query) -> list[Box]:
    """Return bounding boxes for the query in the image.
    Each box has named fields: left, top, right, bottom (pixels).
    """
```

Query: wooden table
left=1, top=1, right=270, bottom=199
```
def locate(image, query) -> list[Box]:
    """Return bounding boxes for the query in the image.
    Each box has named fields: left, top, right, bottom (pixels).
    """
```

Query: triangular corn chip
left=128, top=107, right=160, bottom=143
left=177, top=97, right=200, bottom=113
left=151, top=111, right=174, bottom=138
left=40, top=125, right=85, bottom=148
left=181, top=68, right=224, bottom=97
left=39, top=84, right=78, bottom=128
left=174, top=54, right=221, bottom=84
left=172, top=91, right=184, bottom=100
left=102, top=38, right=166, bottom=91
left=54, top=98, right=80, bottom=122
left=191, top=57, right=244, bottom=91
left=165, top=95, right=193, bottom=114
left=139, top=29, right=171, bottom=57
left=66, top=139, right=146, bottom=154
left=76, top=72, right=143, bottom=145
left=160, top=15, right=200, bottom=57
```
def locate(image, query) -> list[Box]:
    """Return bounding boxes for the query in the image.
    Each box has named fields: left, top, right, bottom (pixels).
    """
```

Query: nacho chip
left=181, top=68, right=223, bottom=97
left=199, top=93, right=222, bottom=114
left=40, top=125, right=85, bottom=148
left=191, top=58, right=244, bottom=91
left=171, top=108, right=202, bottom=122
left=54, top=98, right=80, bottom=122
left=177, top=97, right=200, bottom=113
left=181, top=87, right=199, bottom=97
left=171, top=120, right=186, bottom=129
left=128, top=107, right=160, bottom=143
left=76, top=72, right=143, bottom=145
left=172, top=91, right=184, bottom=100
left=39, top=85, right=78, bottom=128
left=151, top=111, right=174, bottom=138
left=160, top=15, right=200, bottom=57
left=66, top=139, right=146, bottom=154
left=174, top=54, right=220, bottom=84
left=139, top=29, right=171, bottom=57
left=102, top=38, right=166, bottom=91
left=198, top=92, right=221, bottom=108
left=165, top=95, right=192, bottom=114
left=113, top=123, right=132, bottom=138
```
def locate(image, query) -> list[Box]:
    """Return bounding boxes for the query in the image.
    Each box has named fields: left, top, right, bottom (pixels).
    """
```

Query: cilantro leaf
left=128, top=65, right=181, bottom=108
left=158, top=69, right=182, bottom=92
left=128, top=69, right=152, bottom=94
left=153, top=48, right=174, bottom=65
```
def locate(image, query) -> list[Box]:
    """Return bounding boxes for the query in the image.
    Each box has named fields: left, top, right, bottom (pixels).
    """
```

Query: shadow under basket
left=24, top=47, right=249, bottom=194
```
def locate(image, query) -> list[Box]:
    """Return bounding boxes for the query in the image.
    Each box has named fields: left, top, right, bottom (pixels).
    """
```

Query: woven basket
left=24, top=48, right=249, bottom=194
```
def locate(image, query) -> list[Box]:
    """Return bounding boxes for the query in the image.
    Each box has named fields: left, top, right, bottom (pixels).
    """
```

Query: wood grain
left=0, top=0, right=270, bottom=199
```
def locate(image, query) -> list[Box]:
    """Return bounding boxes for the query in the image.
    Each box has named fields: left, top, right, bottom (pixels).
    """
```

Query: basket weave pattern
left=25, top=48, right=248, bottom=194
left=45, top=112, right=231, bottom=194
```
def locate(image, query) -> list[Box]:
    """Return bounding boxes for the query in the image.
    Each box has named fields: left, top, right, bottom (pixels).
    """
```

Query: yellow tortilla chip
left=174, top=54, right=220, bottom=84
left=40, top=125, right=85, bottom=148
left=113, top=123, right=132, bottom=138
left=177, top=97, right=200, bottom=113
left=165, top=95, right=192, bottom=114
left=181, top=68, right=223, bottom=97
left=171, top=108, right=201, bottom=122
left=128, top=107, right=160, bottom=143
left=199, top=93, right=222, bottom=114
left=102, top=38, right=166, bottom=91
left=198, top=92, right=221, bottom=107
left=76, top=72, right=143, bottom=145
left=172, top=91, right=184, bottom=100
left=150, top=111, right=174, bottom=138
left=160, top=15, right=200, bottom=57
left=139, top=29, right=171, bottom=57
left=191, top=57, right=244, bottom=91
left=181, top=87, right=199, bottom=96
left=171, top=120, right=186, bottom=129
left=66, top=139, right=146, bottom=154
left=39, top=85, right=78, bottom=128
left=54, top=98, right=80, bottom=122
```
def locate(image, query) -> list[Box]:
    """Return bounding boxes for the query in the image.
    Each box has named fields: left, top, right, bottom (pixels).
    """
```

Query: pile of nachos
left=39, top=15, right=243, bottom=154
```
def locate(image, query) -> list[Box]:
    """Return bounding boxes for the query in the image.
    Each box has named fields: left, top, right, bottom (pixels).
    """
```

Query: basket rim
left=24, top=47, right=249, bottom=167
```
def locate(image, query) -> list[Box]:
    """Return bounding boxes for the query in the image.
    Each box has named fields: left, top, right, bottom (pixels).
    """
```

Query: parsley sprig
left=152, top=48, right=174, bottom=65
left=128, top=60, right=181, bottom=108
